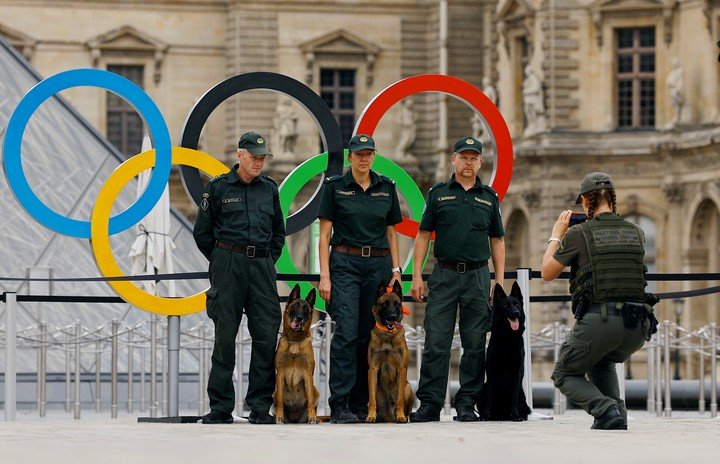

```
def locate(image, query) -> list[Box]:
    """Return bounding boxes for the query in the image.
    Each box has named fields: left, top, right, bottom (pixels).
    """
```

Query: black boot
left=409, top=404, right=440, bottom=423
left=248, top=410, right=275, bottom=425
left=453, top=404, right=478, bottom=422
left=331, top=402, right=359, bottom=424
left=201, top=410, right=234, bottom=424
left=591, top=405, right=624, bottom=430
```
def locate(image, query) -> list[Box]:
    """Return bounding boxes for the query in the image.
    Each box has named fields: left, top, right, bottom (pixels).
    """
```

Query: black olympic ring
left=179, top=72, right=344, bottom=235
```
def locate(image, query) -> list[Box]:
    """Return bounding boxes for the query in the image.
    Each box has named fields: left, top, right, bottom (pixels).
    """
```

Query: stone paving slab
left=1, top=410, right=718, bottom=464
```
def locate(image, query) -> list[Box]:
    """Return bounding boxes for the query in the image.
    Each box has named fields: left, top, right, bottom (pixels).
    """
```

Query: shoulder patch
left=379, top=175, right=395, bottom=185
left=261, top=174, right=278, bottom=186
left=483, top=184, right=498, bottom=196
left=427, top=182, right=445, bottom=194
left=324, top=175, right=342, bottom=184
left=208, top=173, right=227, bottom=184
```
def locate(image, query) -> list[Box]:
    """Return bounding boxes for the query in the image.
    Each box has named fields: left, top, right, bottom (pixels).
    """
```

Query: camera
left=569, top=212, right=587, bottom=227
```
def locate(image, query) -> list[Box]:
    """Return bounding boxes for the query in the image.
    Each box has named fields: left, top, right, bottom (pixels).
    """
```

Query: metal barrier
left=3, top=271, right=720, bottom=421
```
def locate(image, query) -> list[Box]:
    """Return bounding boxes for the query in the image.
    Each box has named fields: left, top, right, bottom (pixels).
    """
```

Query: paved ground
left=1, top=409, right=718, bottom=463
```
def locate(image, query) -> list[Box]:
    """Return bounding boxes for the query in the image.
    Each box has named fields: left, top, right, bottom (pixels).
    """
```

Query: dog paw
left=276, top=418, right=286, bottom=424
left=365, top=415, right=377, bottom=423
left=307, top=418, right=318, bottom=424
left=396, top=415, right=407, bottom=423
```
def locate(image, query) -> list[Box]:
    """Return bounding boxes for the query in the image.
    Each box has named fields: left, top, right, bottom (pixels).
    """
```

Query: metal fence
left=1, top=311, right=718, bottom=421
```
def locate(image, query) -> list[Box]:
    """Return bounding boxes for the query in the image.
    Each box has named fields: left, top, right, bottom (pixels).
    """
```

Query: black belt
left=331, top=245, right=391, bottom=257
left=437, top=260, right=488, bottom=273
left=585, top=302, right=629, bottom=316
left=215, top=240, right=268, bottom=258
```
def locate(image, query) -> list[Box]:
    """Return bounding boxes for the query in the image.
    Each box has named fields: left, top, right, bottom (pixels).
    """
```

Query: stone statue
left=471, top=77, right=498, bottom=145
left=271, top=98, right=298, bottom=155
left=667, top=59, right=684, bottom=127
left=522, top=65, right=547, bottom=137
left=395, top=99, right=417, bottom=160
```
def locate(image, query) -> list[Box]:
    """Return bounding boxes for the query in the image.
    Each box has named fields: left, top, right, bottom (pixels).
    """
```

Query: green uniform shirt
left=193, top=164, right=286, bottom=262
left=318, top=169, right=403, bottom=248
left=419, top=175, right=504, bottom=263
left=553, top=212, right=645, bottom=279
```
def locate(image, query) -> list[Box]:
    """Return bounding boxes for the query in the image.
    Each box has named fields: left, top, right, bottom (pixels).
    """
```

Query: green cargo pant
left=327, top=251, right=391, bottom=413
left=551, top=312, right=645, bottom=422
left=205, top=247, right=281, bottom=414
left=416, top=265, right=491, bottom=410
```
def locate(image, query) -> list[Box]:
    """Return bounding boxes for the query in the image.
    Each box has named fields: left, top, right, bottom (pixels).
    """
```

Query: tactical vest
left=569, top=215, right=647, bottom=306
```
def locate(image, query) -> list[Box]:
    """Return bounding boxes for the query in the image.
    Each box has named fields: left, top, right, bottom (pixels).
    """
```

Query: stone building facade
left=3, top=0, right=720, bottom=378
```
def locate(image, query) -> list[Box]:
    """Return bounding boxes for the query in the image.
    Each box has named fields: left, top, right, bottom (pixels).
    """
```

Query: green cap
left=453, top=136, right=482, bottom=154
left=348, top=134, right=376, bottom=152
left=575, top=172, right=615, bottom=204
left=237, top=131, right=272, bottom=157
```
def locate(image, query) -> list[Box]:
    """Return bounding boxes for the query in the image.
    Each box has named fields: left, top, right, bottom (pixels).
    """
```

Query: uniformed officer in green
left=318, top=134, right=403, bottom=424
left=410, top=136, right=505, bottom=422
left=194, top=131, right=285, bottom=425
left=542, top=172, right=652, bottom=430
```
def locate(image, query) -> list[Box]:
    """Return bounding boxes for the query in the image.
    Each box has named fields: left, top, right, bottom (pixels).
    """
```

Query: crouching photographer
left=541, top=172, right=656, bottom=431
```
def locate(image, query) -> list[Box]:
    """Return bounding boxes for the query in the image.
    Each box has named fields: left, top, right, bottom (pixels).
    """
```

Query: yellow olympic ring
left=91, top=147, right=229, bottom=316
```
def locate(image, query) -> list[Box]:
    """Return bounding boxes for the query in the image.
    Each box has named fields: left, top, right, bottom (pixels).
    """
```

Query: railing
left=2, top=270, right=720, bottom=421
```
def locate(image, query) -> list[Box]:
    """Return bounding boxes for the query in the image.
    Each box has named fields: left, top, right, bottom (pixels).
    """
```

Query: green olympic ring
left=277, top=150, right=426, bottom=311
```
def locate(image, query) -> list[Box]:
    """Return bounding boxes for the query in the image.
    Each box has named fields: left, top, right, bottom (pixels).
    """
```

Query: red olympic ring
left=354, top=74, right=513, bottom=239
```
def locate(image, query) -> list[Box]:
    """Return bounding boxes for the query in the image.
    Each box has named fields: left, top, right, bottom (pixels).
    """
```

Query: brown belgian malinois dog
left=274, top=284, right=320, bottom=424
left=367, top=280, right=414, bottom=423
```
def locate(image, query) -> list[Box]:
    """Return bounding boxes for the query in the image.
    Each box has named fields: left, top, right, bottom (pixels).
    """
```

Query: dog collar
left=375, top=322, right=403, bottom=333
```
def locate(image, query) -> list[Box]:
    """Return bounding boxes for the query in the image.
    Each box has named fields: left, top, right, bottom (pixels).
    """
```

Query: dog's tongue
left=508, top=318, right=520, bottom=331
left=388, top=322, right=403, bottom=331
left=291, top=320, right=300, bottom=330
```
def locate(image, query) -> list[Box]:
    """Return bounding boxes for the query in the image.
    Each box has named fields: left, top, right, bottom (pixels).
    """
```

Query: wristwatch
left=392, top=266, right=402, bottom=274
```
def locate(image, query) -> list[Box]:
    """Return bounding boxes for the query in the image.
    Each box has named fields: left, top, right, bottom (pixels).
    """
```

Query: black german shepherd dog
left=477, top=282, right=531, bottom=421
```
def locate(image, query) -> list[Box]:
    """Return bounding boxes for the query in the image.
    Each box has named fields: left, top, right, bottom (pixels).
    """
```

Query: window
left=616, top=28, right=655, bottom=129
left=320, top=68, right=356, bottom=146
left=106, top=65, right=144, bottom=156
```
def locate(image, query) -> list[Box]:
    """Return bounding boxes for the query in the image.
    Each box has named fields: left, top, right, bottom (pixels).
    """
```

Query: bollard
left=517, top=268, right=534, bottom=409
left=663, top=320, right=671, bottom=417
left=444, top=361, right=452, bottom=417
left=646, top=339, right=654, bottom=413
left=95, top=339, right=102, bottom=413
left=128, top=330, right=134, bottom=414
left=4, top=292, right=17, bottom=421
left=655, top=332, right=662, bottom=417
left=74, top=321, right=81, bottom=419
left=65, top=330, right=71, bottom=412
left=237, top=320, right=246, bottom=416
left=711, top=323, right=717, bottom=418
left=162, top=323, right=168, bottom=417
left=699, top=334, right=705, bottom=414
left=415, top=324, right=422, bottom=409
left=140, top=346, right=146, bottom=412
left=150, top=316, right=158, bottom=418
left=167, top=316, right=181, bottom=418
left=198, top=325, right=206, bottom=416
left=324, top=315, right=332, bottom=414
left=39, top=321, right=47, bottom=418
left=553, top=322, right=565, bottom=415
left=111, top=319, right=118, bottom=418
left=313, top=326, right=321, bottom=411
left=235, top=337, right=242, bottom=415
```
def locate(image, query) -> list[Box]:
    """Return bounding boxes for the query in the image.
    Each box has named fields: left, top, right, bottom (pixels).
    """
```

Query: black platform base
left=137, top=416, right=202, bottom=423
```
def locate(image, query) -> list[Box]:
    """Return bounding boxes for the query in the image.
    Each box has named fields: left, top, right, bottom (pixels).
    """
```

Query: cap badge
left=466, top=138, right=474, bottom=145
left=359, top=136, right=368, bottom=142
left=257, top=137, right=264, bottom=144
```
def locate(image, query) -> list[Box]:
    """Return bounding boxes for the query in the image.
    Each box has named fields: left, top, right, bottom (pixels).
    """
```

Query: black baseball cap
left=453, top=136, right=482, bottom=154
left=348, top=134, right=376, bottom=152
left=237, top=131, right=272, bottom=156
left=575, top=172, right=615, bottom=204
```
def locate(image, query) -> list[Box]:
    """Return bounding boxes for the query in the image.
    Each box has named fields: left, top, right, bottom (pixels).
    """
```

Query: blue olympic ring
left=2, top=68, right=172, bottom=238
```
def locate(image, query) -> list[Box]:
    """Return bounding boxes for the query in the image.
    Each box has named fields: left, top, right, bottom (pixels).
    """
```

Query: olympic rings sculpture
left=2, top=69, right=513, bottom=316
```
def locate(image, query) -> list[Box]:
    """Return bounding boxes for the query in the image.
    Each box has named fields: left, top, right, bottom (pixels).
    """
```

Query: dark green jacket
left=419, top=175, right=504, bottom=263
left=193, top=164, right=285, bottom=262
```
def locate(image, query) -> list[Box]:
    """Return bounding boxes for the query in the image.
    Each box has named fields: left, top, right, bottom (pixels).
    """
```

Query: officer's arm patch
left=324, top=175, right=342, bottom=183
left=200, top=197, right=209, bottom=211
left=380, top=175, right=395, bottom=185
